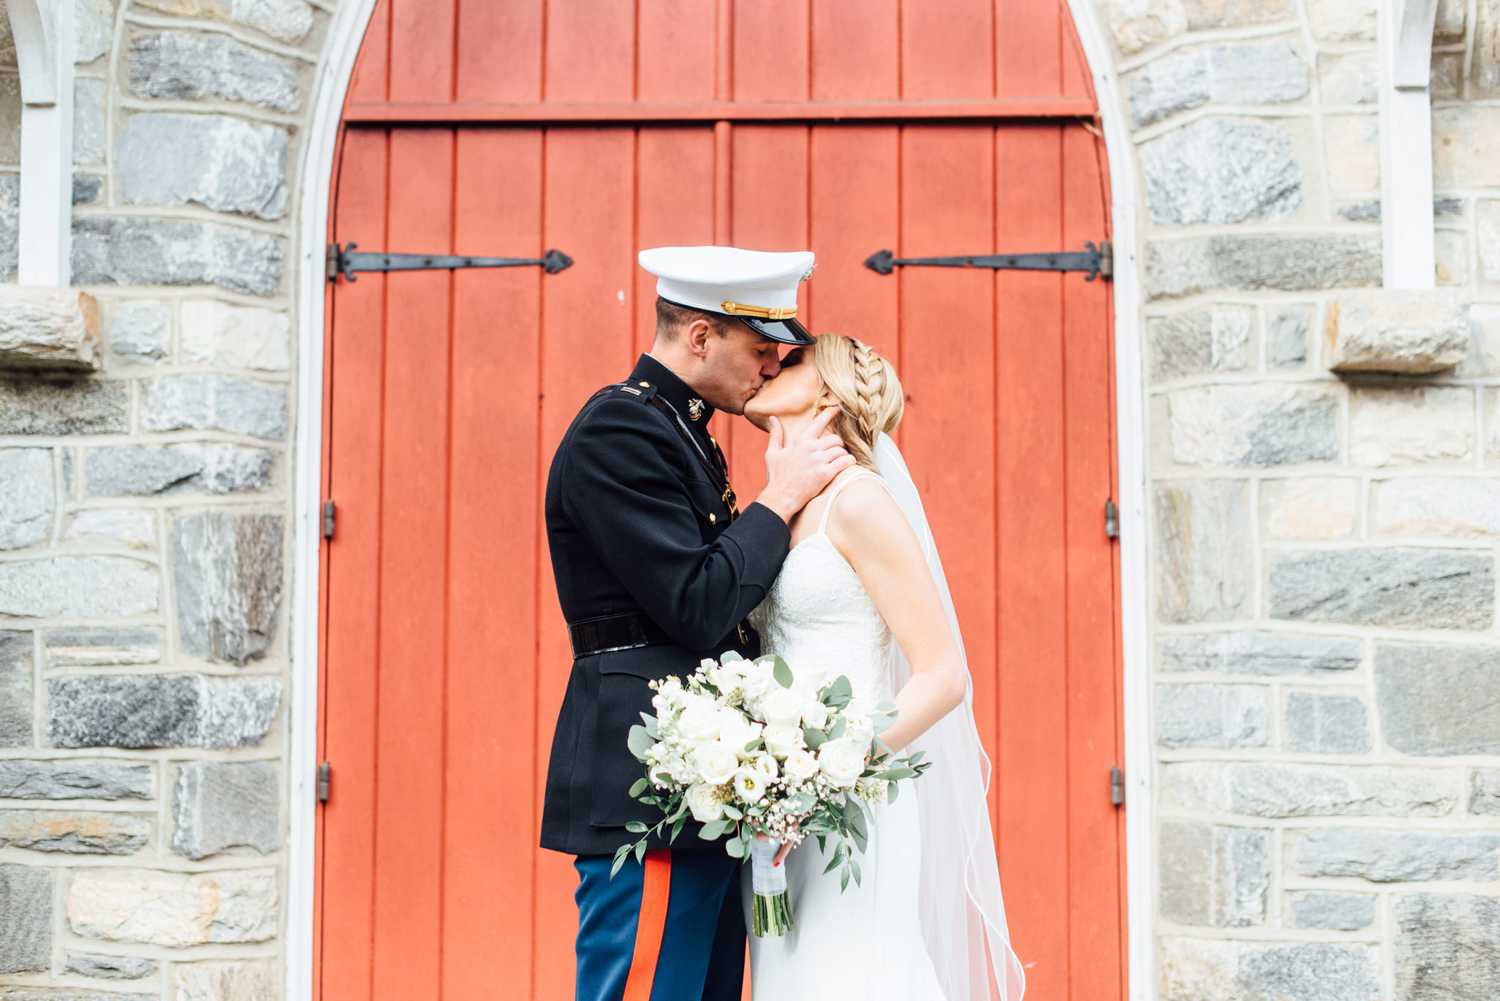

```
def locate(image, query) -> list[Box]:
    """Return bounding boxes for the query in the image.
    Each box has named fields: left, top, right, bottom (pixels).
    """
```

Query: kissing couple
left=540, top=245, right=1025, bottom=1001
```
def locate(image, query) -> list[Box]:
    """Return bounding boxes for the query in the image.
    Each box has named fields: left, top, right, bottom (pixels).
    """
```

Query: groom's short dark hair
left=655, top=297, right=730, bottom=341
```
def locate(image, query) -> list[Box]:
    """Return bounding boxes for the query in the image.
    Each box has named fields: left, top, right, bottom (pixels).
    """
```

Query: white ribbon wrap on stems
left=749, top=838, right=787, bottom=894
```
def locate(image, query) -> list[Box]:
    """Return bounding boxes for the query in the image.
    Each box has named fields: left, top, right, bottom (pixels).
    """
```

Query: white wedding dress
left=742, top=471, right=949, bottom=1000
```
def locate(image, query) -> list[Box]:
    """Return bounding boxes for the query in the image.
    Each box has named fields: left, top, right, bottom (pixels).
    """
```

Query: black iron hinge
left=327, top=243, right=574, bottom=283
left=322, top=499, right=336, bottom=540
left=1104, top=498, right=1119, bottom=540
left=317, top=761, right=332, bottom=803
left=1110, top=765, right=1125, bottom=807
left=865, top=241, right=1112, bottom=281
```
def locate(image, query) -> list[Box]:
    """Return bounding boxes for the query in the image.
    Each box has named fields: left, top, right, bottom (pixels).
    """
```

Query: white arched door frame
left=6, top=0, right=75, bottom=285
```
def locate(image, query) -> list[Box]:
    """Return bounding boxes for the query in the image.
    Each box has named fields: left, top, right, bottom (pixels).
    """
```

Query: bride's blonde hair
left=811, top=333, right=904, bottom=469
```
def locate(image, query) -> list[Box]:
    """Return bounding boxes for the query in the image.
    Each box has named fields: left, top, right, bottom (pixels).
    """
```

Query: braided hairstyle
left=811, top=333, right=905, bottom=469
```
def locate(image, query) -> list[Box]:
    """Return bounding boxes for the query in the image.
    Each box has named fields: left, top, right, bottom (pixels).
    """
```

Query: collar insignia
left=687, top=397, right=705, bottom=422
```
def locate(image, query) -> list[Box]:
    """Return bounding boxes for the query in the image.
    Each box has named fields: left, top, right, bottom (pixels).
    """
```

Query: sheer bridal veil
left=872, top=432, right=1026, bottom=1001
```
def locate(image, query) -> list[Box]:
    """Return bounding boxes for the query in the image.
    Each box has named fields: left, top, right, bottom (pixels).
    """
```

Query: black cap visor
left=737, top=314, right=815, bottom=346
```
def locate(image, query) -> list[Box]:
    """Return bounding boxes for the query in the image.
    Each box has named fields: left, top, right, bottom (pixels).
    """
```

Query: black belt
left=567, top=611, right=751, bottom=658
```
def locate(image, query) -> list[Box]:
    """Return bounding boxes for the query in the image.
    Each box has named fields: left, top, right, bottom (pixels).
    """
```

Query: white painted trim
left=1379, top=0, right=1439, bottom=288
left=8, top=0, right=74, bottom=285
left=286, top=4, right=377, bottom=1001
left=1064, top=4, right=1154, bottom=1000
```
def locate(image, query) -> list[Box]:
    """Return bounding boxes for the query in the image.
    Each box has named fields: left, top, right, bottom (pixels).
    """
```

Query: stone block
left=1309, top=0, right=1376, bottom=40
left=1146, top=234, right=1381, bottom=299
left=1351, top=385, right=1474, bottom=467
left=1490, top=390, right=1500, bottom=464
left=0, top=864, right=51, bottom=973
left=0, top=175, right=16, bottom=280
left=1291, top=828, right=1500, bottom=881
left=1262, top=477, right=1356, bottom=540
left=1436, top=229, right=1468, bottom=286
left=1470, top=769, right=1500, bottom=815
left=1324, top=291, right=1467, bottom=374
left=129, top=29, right=302, bottom=112
left=62, top=509, right=157, bottom=549
left=73, top=174, right=103, bottom=205
left=1318, top=51, right=1377, bottom=106
left=65, top=952, right=158, bottom=980
left=1153, top=480, right=1253, bottom=623
left=72, top=217, right=284, bottom=298
left=1268, top=547, right=1493, bottom=630
left=0, top=449, right=53, bottom=550
left=0, top=759, right=153, bottom=800
left=108, top=300, right=171, bottom=364
left=1166, top=384, right=1339, bottom=466
left=0, top=991, right=159, bottom=1001
left=1156, top=683, right=1268, bottom=748
left=1284, top=691, right=1370, bottom=753
left=1159, top=937, right=1380, bottom=1001
left=1147, top=306, right=1253, bottom=381
left=1431, top=52, right=1462, bottom=99
left=1156, top=630, right=1361, bottom=675
left=116, top=113, right=289, bottom=221
left=0, top=810, right=150, bottom=854
left=174, top=960, right=278, bottom=1001
left=180, top=300, right=290, bottom=371
left=85, top=443, right=274, bottom=497
left=44, top=628, right=162, bottom=668
left=1480, top=201, right=1500, bottom=285
left=47, top=674, right=280, bottom=749
left=1373, top=477, right=1500, bottom=538
left=73, top=78, right=105, bottom=167
left=1434, top=108, right=1500, bottom=188
left=1287, top=890, right=1375, bottom=931
left=67, top=866, right=278, bottom=946
left=1159, top=821, right=1268, bottom=927
left=1475, top=0, right=1500, bottom=96
left=1161, top=761, right=1458, bottom=818
left=134, top=0, right=314, bottom=44
left=1126, top=38, right=1307, bottom=127
left=141, top=374, right=287, bottom=440
left=1377, top=641, right=1500, bottom=755
left=1459, top=305, right=1500, bottom=377
left=0, top=556, right=159, bottom=619
left=0, top=287, right=102, bottom=371
left=1104, top=0, right=1186, bottom=55
left=1395, top=894, right=1500, bottom=1001
left=1143, top=118, right=1301, bottom=226
left=74, top=0, right=116, bottom=65
left=0, top=630, right=32, bottom=748
left=1265, top=305, right=1310, bottom=368
left=172, top=760, right=278, bottom=859
left=0, top=373, right=128, bottom=435
left=172, top=511, right=284, bottom=664
left=1323, top=115, right=1380, bottom=195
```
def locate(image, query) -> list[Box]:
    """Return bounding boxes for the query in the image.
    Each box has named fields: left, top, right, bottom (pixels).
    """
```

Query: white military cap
left=638, top=245, right=816, bottom=346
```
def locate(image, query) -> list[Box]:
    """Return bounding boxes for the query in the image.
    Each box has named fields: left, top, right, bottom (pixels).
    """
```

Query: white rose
left=801, top=700, right=830, bottom=730
left=691, top=741, right=739, bottom=785
left=741, top=659, right=777, bottom=701
left=784, top=748, right=819, bottom=784
left=817, top=736, right=868, bottom=788
left=677, top=700, right=722, bottom=741
left=733, top=766, right=768, bottom=804
left=762, top=723, right=805, bottom=759
left=667, top=753, right=697, bottom=785
left=709, top=661, right=745, bottom=697
left=758, top=686, right=804, bottom=728
left=717, top=709, right=761, bottom=755
left=842, top=712, right=876, bottom=745
left=684, top=782, right=725, bottom=822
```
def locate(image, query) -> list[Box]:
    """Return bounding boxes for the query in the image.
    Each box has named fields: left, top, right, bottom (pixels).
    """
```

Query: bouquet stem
left=748, top=838, right=792, bottom=937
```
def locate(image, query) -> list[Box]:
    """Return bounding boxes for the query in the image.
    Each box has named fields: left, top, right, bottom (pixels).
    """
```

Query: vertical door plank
left=901, top=0, right=993, bottom=99
left=897, top=124, right=998, bottom=826
left=457, top=0, right=543, bottom=102
left=727, top=125, right=808, bottom=500
left=442, top=129, right=544, bottom=1001
left=996, top=0, right=1061, bottom=99
left=636, top=128, right=717, bottom=357
left=639, top=0, right=718, bottom=101
left=321, top=126, right=388, bottom=1001
left=806, top=126, right=899, bottom=361
left=544, top=0, right=635, bottom=101
left=389, top=0, right=454, bottom=103
left=347, top=0, right=390, bottom=104
left=1062, top=11, right=1093, bottom=99
left=811, top=0, right=899, bottom=101
left=1060, top=122, right=1124, bottom=1001
left=732, top=0, right=810, bottom=102
left=994, top=122, right=1070, bottom=1001
left=370, top=127, right=454, bottom=1001
left=535, top=128, right=638, bottom=1000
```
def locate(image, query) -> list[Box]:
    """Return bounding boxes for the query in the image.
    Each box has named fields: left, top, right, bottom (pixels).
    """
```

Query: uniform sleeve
left=560, top=398, right=791, bottom=652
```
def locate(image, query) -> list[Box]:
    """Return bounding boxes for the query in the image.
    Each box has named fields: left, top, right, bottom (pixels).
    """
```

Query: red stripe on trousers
left=622, top=849, right=672, bottom=1001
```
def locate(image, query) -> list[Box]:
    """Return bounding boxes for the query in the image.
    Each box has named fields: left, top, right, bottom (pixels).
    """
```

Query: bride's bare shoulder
left=825, top=470, right=912, bottom=551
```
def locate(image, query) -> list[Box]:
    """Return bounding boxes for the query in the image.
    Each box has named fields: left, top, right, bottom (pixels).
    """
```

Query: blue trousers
left=574, top=848, right=745, bottom=1001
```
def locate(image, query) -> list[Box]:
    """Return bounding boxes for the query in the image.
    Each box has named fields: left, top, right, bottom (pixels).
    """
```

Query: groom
left=540, top=246, right=852, bottom=1001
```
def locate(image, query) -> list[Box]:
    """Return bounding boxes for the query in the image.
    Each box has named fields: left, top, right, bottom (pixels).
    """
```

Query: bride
left=740, top=333, right=1026, bottom=1001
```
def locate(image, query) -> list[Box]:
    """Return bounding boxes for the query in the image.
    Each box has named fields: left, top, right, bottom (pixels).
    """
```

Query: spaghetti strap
left=815, top=470, right=884, bottom=535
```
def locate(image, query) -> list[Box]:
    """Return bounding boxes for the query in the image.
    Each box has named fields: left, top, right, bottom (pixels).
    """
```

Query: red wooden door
left=316, top=4, right=1124, bottom=1001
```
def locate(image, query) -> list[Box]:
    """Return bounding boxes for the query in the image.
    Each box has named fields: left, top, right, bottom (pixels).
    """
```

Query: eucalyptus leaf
left=827, top=716, right=847, bottom=740
left=627, top=725, right=654, bottom=760
left=851, top=859, right=862, bottom=886
left=610, top=853, right=629, bottom=878
left=840, top=868, right=851, bottom=892
left=628, top=778, right=649, bottom=798
left=634, top=840, right=647, bottom=864
left=722, top=804, right=743, bottom=820
left=670, top=816, right=686, bottom=843
left=625, top=820, right=648, bottom=834
left=887, top=780, right=900, bottom=803
left=772, top=656, right=794, bottom=688
left=698, top=820, right=726, bottom=840
left=803, top=727, right=828, bottom=750
left=725, top=837, right=746, bottom=859
left=823, top=851, right=842, bottom=875
left=722, top=650, right=745, bottom=663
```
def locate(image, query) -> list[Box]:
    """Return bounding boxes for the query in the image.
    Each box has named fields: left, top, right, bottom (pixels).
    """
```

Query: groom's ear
left=684, top=316, right=719, bottom=357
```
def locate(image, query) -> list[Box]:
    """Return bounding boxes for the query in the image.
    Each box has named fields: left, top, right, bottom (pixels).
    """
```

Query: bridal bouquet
left=611, top=650, right=931, bottom=936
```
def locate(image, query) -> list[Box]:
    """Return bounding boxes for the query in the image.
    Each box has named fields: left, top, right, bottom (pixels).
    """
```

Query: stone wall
left=1097, top=0, right=1500, bottom=998
left=0, top=3, right=331, bottom=1001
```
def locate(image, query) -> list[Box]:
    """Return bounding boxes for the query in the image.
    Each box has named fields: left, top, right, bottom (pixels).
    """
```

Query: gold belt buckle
left=736, top=622, right=748, bottom=647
